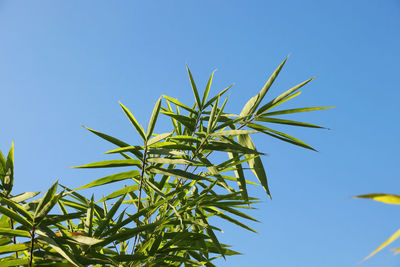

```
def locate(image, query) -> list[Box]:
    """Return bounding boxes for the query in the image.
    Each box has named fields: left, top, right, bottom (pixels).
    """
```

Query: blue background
left=0, top=1, right=399, bottom=266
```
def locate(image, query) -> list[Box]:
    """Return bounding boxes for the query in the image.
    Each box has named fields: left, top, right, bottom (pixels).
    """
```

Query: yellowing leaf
left=354, top=194, right=400, bottom=205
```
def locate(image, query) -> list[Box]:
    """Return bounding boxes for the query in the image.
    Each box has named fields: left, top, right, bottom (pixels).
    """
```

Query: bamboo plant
left=0, top=58, right=331, bottom=266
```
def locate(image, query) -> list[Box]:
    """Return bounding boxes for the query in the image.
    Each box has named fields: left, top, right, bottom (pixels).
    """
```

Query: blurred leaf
left=354, top=194, right=400, bottom=205
left=0, top=243, right=30, bottom=254
left=0, top=228, right=30, bottom=238
left=10, top=191, right=40, bottom=203
left=363, top=229, right=400, bottom=261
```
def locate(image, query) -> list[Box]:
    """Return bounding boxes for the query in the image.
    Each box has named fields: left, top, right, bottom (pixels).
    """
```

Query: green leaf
left=363, top=229, right=400, bottom=261
left=94, top=194, right=126, bottom=238
left=207, top=95, right=219, bottom=134
left=35, top=182, right=62, bottom=222
left=147, top=157, right=201, bottom=165
left=75, top=170, right=140, bottom=190
left=202, top=70, right=216, bottom=107
left=240, top=57, right=287, bottom=117
left=84, top=195, right=94, bottom=236
left=203, top=141, right=263, bottom=155
left=262, top=106, right=334, bottom=116
left=119, top=102, right=147, bottom=141
left=36, top=228, right=81, bottom=267
left=237, top=134, right=271, bottom=198
left=204, top=85, right=232, bottom=109
left=0, top=197, right=33, bottom=222
left=186, top=65, right=202, bottom=110
left=354, top=194, right=400, bottom=205
left=68, top=235, right=104, bottom=246
left=83, top=126, right=130, bottom=147
left=10, top=191, right=40, bottom=203
left=163, top=95, right=197, bottom=114
left=210, top=130, right=258, bottom=137
left=247, top=123, right=316, bottom=151
left=97, top=185, right=139, bottom=203
left=0, top=258, right=30, bottom=266
left=0, top=206, right=32, bottom=228
left=256, top=117, right=325, bottom=129
left=0, top=227, right=30, bottom=238
left=0, top=243, right=30, bottom=254
left=228, top=152, right=248, bottom=201
left=72, top=159, right=142, bottom=169
left=256, top=77, right=314, bottom=115
left=148, top=167, right=211, bottom=182
left=147, top=97, right=162, bottom=139
left=147, top=132, right=173, bottom=146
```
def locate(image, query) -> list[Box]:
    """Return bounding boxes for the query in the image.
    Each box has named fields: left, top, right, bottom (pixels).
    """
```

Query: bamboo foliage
left=0, top=59, right=331, bottom=266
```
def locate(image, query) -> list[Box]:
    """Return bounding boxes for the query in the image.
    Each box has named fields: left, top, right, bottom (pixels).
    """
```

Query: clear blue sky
left=1, top=1, right=400, bottom=266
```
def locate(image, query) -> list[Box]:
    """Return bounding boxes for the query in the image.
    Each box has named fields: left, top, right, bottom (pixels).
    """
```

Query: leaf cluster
left=0, top=59, right=330, bottom=266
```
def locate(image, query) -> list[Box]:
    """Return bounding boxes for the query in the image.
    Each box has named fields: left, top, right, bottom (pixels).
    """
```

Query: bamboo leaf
left=247, top=123, right=316, bottom=151
left=75, top=170, right=140, bottom=190
left=0, top=243, right=30, bottom=254
left=0, top=228, right=30, bottom=238
left=354, top=194, right=400, bottom=205
left=202, top=70, right=216, bottom=107
left=204, top=85, right=232, bottom=109
left=97, top=185, right=139, bottom=203
left=256, top=77, right=314, bottom=115
left=147, top=132, right=173, bottom=146
left=0, top=206, right=32, bottom=228
left=240, top=57, right=287, bottom=117
left=211, top=130, right=258, bottom=137
left=36, top=228, right=81, bottom=267
left=83, top=126, right=130, bottom=148
left=186, top=65, right=202, bottom=109
left=228, top=152, right=248, bottom=201
left=9, top=191, right=40, bottom=203
left=256, top=117, right=325, bottom=129
left=163, top=95, right=197, bottom=114
left=72, top=159, right=142, bottom=169
left=148, top=167, right=211, bottom=182
left=262, top=106, right=334, bottom=116
left=119, top=102, right=147, bottom=141
left=147, top=97, right=162, bottom=140
left=363, top=229, right=400, bottom=261
left=238, top=134, right=271, bottom=198
left=94, top=194, right=126, bottom=238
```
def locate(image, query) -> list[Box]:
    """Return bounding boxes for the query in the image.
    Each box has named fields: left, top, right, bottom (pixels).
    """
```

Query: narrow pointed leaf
left=147, top=97, right=162, bottom=139
left=238, top=134, right=271, bottom=198
left=75, top=170, right=140, bottom=190
left=147, top=132, right=173, bottom=146
left=202, top=70, right=215, bottom=106
left=73, top=159, right=142, bottom=169
left=256, top=117, right=325, bottom=129
left=119, top=102, right=147, bottom=141
left=83, top=126, right=130, bottom=148
left=241, top=57, right=287, bottom=117
left=354, top=194, right=400, bottom=205
left=204, top=85, right=232, bottom=109
left=363, top=229, right=400, bottom=261
left=186, top=65, right=202, bottom=109
left=262, top=106, right=334, bottom=116
left=256, top=77, right=314, bottom=115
